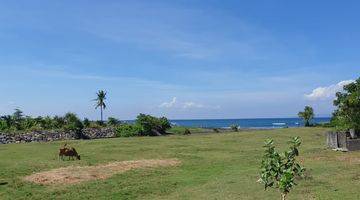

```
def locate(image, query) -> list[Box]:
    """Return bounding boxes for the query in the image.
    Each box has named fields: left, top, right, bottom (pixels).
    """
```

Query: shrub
left=107, top=117, right=121, bottom=126
left=314, top=122, right=333, bottom=128
left=22, top=117, right=36, bottom=130
left=0, top=115, right=12, bottom=130
left=230, top=124, right=239, bottom=132
left=89, top=122, right=103, bottom=129
left=135, top=114, right=171, bottom=136
left=259, top=137, right=305, bottom=200
left=96, top=120, right=105, bottom=126
left=53, top=116, right=65, bottom=128
left=83, top=118, right=91, bottom=128
left=159, top=117, right=171, bottom=131
left=116, top=124, right=141, bottom=137
left=0, top=120, right=7, bottom=131
left=0, top=111, right=92, bottom=136
left=63, top=113, right=84, bottom=139
left=41, top=116, right=54, bottom=130
left=213, top=128, right=220, bottom=133
left=183, top=128, right=191, bottom=135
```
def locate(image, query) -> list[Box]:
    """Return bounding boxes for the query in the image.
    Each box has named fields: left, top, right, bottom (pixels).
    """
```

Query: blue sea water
left=169, top=118, right=331, bottom=129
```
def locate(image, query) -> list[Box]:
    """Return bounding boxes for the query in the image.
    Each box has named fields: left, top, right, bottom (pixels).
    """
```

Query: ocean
left=169, top=117, right=331, bottom=129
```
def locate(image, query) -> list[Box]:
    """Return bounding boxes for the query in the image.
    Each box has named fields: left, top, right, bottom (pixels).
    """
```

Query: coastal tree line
left=0, top=90, right=171, bottom=137
left=1, top=77, right=360, bottom=136
left=297, top=77, right=360, bottom=135
left=0, top=109, right=171, bottom=138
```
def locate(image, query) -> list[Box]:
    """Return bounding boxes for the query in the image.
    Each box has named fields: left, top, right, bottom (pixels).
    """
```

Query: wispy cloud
left=159, top=97, right=219, bottom=109
left=305, top=80, right=354, bottom=101
left=183, top=102, right=204, bottom=109
left=38, top=69, right=110, bottom=81
left=159, top=97, right=177, bottom=108
left=24, top=66, right=189, bottom=91
left=86, top=26, right=218, bottom=60
left=79, top=2, right=296, bottom=62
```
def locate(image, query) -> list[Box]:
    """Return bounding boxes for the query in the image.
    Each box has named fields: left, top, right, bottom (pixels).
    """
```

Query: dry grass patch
left=24, top=159, right=181, bottom=185
left=303, top=152, right=360, bottom=165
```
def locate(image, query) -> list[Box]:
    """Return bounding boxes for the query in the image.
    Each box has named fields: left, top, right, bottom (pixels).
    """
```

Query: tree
left=259, top=137, right=305, bottom=200
left=64, top=112, right=84, bottom=139
left=83, top=118, right=91, bottom=128
left=94, top=90, right=107, bottom=123
left=34, top=116, right=44, bottom=128
left=107, top=117, right=121, bottom=126
left=135, top=114, right=171, bottom=136
left=40, top=116, right=53, bottom=129
left=53, top=116, right=65, bottom=129
left=1, top=115, right=13, bottom=129
left=298, top=106, right=314, bottom=127
left=0, top=120, right=6, bottom=131
left=12, top=109, right=24, bottom=130
left=23, top=116, right=36, bottom=130
left=332, top=78, right=360, bottom=132
left=13, top=109, right=23, bottom=121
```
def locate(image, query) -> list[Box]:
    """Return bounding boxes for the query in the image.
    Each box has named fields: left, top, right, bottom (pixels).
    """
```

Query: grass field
left=0, top=128, right=359, bottom=200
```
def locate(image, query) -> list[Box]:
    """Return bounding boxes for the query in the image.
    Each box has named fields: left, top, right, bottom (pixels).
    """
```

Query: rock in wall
left=0, top=128, right=116, bottom=144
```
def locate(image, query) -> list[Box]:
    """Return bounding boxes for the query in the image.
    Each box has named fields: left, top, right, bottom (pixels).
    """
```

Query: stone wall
left=326, top=131, right=360, bottom=151
left=0, top=128, right=116, bottom=144
left=83, top=128, right=116, bottom=139
left=338, top=132, right=347, bottom=148
left=346, top=139, right=360, bottom=151
left=326, top=131, right=339, bottom=149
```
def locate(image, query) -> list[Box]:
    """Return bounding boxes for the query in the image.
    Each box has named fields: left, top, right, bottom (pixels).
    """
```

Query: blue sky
left=0, top=0, right=358, bottom=120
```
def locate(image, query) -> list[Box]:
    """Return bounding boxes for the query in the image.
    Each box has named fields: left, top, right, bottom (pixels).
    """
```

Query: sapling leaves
left=259, top=137, right=305, bottom=199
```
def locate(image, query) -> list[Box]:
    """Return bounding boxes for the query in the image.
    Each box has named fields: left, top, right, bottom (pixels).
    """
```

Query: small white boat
left=272, top=123, right=287, bottom=126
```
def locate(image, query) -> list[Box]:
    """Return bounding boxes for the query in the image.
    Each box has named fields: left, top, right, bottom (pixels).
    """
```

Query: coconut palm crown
left=94, top=90, right=107, bottom=122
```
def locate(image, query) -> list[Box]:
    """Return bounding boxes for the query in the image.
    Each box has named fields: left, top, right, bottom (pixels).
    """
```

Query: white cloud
left=305, top=80, right=354, bottom=101
left=158, top=97, right=219, bottom=109
left=159, top=97, right=177, bottom=108
left=183, top=102, right=204, bottom=109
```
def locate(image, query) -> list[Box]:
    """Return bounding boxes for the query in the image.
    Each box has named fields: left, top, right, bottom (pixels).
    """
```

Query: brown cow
left=59, top=144, right=81, bottom=160
left=58, top=143, right=68, bottom=160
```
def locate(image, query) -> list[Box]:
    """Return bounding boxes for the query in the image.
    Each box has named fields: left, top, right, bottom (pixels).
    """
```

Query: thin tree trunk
left=101, top=106, right=103, bottom=122
left=281, top=193, right=287, bottom=200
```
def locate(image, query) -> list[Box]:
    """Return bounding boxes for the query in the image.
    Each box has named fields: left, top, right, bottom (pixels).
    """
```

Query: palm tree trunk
left=101, top=106, right=103, bottom=122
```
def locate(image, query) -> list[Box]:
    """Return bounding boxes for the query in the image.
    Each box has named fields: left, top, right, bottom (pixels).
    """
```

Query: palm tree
left=298, top=106, right=314, bottom=127
left=94, top=90, right=107, bottom=122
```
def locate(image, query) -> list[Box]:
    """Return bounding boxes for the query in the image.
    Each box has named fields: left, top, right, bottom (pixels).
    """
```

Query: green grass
left=168, top=126, right=210, bottom=134
left=1, top=128, right=360, bottom=199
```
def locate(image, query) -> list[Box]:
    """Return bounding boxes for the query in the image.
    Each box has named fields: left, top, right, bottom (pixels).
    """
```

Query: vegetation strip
left=24, top=159, right=181, bottom=185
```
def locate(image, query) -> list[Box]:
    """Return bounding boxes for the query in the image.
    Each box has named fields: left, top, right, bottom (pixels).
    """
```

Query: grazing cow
left=58, top=143, right=68, bottom=160
left=59, top=144, right=81, bottom=160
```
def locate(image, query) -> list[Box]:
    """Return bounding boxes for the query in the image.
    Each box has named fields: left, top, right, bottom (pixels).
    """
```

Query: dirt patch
left=335, top=155, right=360, bottom=164
left=303, top=152, right=360, bottom=165
left=24, top=159, right=180, bottom=185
